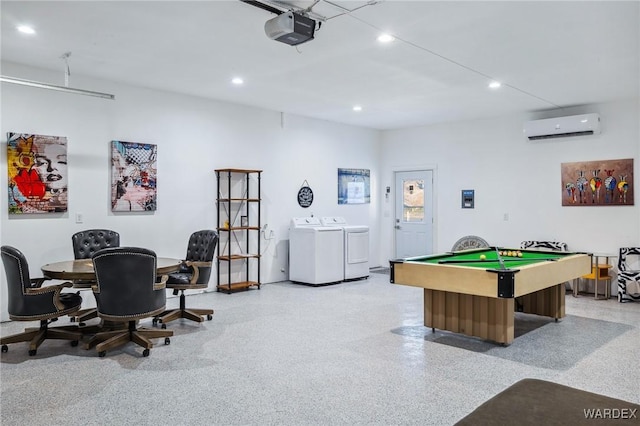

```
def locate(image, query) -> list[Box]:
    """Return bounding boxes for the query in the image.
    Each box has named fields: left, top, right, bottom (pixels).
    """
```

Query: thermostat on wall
left=462, top=190, right=475, bottom=209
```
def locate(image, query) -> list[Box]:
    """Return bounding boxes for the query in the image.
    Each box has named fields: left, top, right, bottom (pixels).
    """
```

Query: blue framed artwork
left=338, top=168, right=370, bottom=204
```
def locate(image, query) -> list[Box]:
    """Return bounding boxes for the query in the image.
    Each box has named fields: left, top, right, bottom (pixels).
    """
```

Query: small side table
left=575, top=253, right=616, bottom=300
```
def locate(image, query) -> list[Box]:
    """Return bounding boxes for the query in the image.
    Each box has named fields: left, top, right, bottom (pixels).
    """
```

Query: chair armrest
left=26, top=281, right=74, bottom=310
left=29, top=277, right=50, bottom=288
left=25, top=281, right=73, bottom=294
left=184, top=261, right=211, bottom=284
left=154, top=274, right=168, bottom=291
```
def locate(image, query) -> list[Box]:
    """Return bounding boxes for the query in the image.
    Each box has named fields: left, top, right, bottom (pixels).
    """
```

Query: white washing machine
left=289, top=217, right=344, bottom=285
left=320, top=217, right=369, bottom=280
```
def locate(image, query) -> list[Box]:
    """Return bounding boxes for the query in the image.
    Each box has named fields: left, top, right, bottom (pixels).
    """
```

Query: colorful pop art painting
left=7, top=132, right=68, bottom=214
left=111, top=140, right=157, bottom=211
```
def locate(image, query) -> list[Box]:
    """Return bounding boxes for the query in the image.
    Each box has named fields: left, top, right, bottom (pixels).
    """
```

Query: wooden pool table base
left=424, top=283, right=565, bottom=345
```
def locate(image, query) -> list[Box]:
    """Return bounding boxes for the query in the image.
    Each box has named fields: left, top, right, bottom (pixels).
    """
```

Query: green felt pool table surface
left=409, top=248, right=571, bottom=270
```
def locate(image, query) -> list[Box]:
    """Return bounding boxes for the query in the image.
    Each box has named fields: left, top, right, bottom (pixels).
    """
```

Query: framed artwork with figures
left=561, top=158, right=633, bottom=206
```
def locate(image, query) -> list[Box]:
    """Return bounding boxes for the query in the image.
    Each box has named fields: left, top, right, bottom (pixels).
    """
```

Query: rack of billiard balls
left=498, top=250, right=523, bottom=258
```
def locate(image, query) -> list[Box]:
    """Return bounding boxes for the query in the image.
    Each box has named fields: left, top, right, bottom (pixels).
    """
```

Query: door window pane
left=403, top=179, right=424, bottom=222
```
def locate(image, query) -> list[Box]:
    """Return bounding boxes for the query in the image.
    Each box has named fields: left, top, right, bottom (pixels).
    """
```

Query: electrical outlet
left=75, top=213, right=83, bottom=223
left=503, top=213, right=509, bottom=221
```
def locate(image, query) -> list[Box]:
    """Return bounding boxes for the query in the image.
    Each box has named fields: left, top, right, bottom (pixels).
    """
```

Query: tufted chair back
left=182, top=230, right=218, bottom=285
left=72, top=229, right=120, bottom=260
left=1, top=245, right=82, bottom=320
left=92, top=247, right=166, bottom=321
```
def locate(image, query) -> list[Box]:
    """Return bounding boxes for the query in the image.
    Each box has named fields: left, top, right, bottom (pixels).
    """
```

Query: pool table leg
left=423, top=289, right=515, bottom=345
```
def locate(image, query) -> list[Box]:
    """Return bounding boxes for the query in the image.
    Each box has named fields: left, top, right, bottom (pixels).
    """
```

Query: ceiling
left=1, top=1, right=638, bottom=130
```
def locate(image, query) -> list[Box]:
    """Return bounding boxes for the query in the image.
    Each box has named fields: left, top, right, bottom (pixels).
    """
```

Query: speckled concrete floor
left=1, top=273, right=638, bottom=425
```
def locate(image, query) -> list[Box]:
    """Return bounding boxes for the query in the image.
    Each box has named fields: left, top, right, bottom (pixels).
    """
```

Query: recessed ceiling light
left=377, top=33, right=395, bottom=43
left=231, top=77, right=244, bottom=85
left=353, top=105, right=362, bottom=112
left=17, top=25, right=35, bottom=35
left=488, top=81, right=501, bottom=89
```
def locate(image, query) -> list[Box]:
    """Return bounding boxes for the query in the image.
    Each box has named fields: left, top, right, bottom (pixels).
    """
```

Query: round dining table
left=41, top=257, right=182, bottom=281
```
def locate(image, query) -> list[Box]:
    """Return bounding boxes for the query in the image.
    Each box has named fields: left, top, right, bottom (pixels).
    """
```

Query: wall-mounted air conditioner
left=523, top=113, right=601, bottom=140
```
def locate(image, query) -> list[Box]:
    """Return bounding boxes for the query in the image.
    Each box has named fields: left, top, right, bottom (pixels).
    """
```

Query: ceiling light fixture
left=0, top=76, right=115, bottom=99
left=377, top=33, right=395, bottom=43
left=353, top=105, right=362, bottom=112
left=231, top=77, right=244, bottom=85
left=488, top=81, right=502, bottom=89
left=17, top=25, right=35, bottom=35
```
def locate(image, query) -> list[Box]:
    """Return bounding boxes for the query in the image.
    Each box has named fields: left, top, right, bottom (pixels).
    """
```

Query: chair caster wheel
left=70, top=317, right=76, bottom=322
left=79, top=322, right=86, bottom=327
left=1, top=345, right=8, bottom=353
left=98, top=351, right=106, bottom=357
left=71, top=340, right=79, bottom=347
left=207, top=314, right=213, bottom=321
left=143, top=349, right=150, bottom=357
left=29, top=349, right=37, bottom=356
left=164, top=337, right=170, bottom=345
left=152, top=318, right=158, bottom=326
left=161, top=324, right=167, bottom=329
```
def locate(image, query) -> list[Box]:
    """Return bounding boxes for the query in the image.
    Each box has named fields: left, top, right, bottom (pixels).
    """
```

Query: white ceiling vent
left=523, top=113, right=601, bottom=140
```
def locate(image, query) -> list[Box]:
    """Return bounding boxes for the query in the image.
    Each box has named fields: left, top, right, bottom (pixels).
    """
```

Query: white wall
left=0, top=62, right=381, bottom=321
left=378, top=99, right=640, bottom=266
left=2, top=61, right=638, bottom=322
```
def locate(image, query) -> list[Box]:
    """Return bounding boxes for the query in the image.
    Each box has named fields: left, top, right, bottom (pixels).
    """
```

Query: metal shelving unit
left=215, top=169, right=261, bottom=293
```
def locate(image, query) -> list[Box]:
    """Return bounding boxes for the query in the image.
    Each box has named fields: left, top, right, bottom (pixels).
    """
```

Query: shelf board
left=218, top=254, right=260, bottom=261
left=218, top=226, right=260, bottom=231
left=217, top=198, right=261, bottom=202
left=215, top=168, right=262, bottom=174
left=217, top=281, right=260, bottom=292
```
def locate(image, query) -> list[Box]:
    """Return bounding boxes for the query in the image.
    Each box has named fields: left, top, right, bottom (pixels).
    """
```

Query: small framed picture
left=241, top=216, right=248, bottom=227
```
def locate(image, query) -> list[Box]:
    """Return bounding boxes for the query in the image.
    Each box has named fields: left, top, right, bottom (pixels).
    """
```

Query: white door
left=394, top=170, right=433, bottom=258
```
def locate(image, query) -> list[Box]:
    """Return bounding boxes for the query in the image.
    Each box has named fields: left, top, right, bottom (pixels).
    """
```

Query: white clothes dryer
left=289, top=217, right=344, bottom=285
left=320, top=217, right=369, bottom=280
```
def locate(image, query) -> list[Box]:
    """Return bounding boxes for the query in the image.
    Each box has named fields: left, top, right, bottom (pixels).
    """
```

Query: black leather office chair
left=85, top=247, right=173, bottom=357
left=1, top=245, right=83, bottom=356
left=156, top=230, right=218, bottom=325
left=618, top=247, right=640, bottom=303
left=70, top=229, right=120, bottom=323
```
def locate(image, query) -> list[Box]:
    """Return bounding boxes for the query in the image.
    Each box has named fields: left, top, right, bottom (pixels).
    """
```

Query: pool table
left=390, top=247, right=591, bottom=345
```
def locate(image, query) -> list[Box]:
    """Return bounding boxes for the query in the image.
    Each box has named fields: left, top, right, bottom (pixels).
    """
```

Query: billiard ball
left=480, top=254, right=487, bottom=260
left=518, top=252, right=523, bottom=257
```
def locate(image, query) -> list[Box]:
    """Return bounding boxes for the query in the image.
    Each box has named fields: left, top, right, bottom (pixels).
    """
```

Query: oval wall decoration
left=297, top=185, right=313, bottom=208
